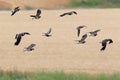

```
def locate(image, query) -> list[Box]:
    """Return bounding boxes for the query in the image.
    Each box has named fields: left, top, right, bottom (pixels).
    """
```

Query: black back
left=36, top=9, right=41, bottom=16
left=101, top=41, right=107, bottom=51
left=81, top=34, right=87, bottom=41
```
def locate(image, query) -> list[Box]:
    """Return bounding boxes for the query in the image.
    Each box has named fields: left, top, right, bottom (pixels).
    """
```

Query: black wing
left=23, top=32, right=30, bottom=35
left=14, top=36, right=22, bottom=45
left=15, top=6, right=20, bottom=11
left=60, top=13, right=66, bottom=17
left=46, top=28, right=52, bottom=35
left=101, top=41, right=107, bottom=51
left=77, top=29, right=80, bottom=37
left=21, top=32, right=30, bottom=36
left=11, top=11, right=16, bottom=16
left=94, top=29, right=101, bottom=33
left=36, top=9, right=41, bottom=16
left=77, top=25, right=86, bottom=30
left=30, top=15, right=36, bottom=17
left=107, top=39, right=113, bottom=44
left=15, top=6, right=19, bottom=10
left=26, top=44, right=36, bottom=49
left=15, top=34, right=19, bottom=39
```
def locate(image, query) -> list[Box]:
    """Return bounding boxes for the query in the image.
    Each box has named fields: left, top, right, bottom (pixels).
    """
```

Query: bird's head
left=72, top=11, right=77, bottom=15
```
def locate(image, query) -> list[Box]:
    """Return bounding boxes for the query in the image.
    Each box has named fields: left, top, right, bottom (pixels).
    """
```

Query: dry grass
left=0, top=9, right=120, bottom=74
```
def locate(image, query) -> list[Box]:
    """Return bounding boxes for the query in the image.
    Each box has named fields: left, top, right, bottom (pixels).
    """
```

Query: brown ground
left=0, top=9, right=120, bottom=74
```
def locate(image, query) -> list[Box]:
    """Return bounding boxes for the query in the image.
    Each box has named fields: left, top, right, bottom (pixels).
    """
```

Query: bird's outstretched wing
left=23, top=32, right=30, bottom=35
left=101, top=41, right=107, bottom=51
left=36, top=9, right=41, bottom=16
left=77, top=25, right=86, bottom=30
left=14, top=36, right=21, bottom=45
left=26, top=44, right=36, bottom=49
left=46, top=28, right=52, bottom=35
left=94, top=29, right=101, bottom=33
left=15, top=34, right=19, bottom=39
left=106, top=39, right=113, bottom=44
left=77, top=29, right=80, bottom=37
left=21, top=32, right=30, bottom=36
left=30, top=15, right=36, bottom=17
left=15, top=6, right=19, bottom=10
left=11, top=11, right=16, bottom=16
left=60, top=13, right=66, bottom=17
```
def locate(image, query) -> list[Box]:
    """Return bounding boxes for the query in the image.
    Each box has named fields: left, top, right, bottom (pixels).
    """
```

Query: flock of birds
left=75, top=26, right=113, bottom=51
left=12, top=6, right=113, bottom=52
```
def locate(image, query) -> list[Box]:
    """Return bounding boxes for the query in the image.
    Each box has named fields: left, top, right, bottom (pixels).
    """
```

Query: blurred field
left=0, top=0, right=68, bottom=9
left=69, top=0, right=120, bottom=8
left=0, top=71, right=120, bottom=80
left=0, top=0, right=120, bottom=10
left=0, top=9, right=120, bottom=74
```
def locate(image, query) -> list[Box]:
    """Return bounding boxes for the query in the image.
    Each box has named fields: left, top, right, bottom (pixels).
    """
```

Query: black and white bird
left=11, top=6, right=20, bottom=16
left=76, top=25, right=86, bottom=37
left=42, top=28, right=52, bottom=37
left=60, top=11, right=77, bottom=17
left=30, top=9, right=41, bottom=19
left=24, top=44, right=36, bottom=51
left=100, top=38, right=113, bottom=51
left=89, top=29, right=101, bottom=36
left=14, top=32, right=30, bottom=46
left=75, top=34, right=88, bottom=44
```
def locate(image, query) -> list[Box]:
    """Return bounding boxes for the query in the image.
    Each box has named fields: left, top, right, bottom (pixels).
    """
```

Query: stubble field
left=0, top=9, right=120, bottom=74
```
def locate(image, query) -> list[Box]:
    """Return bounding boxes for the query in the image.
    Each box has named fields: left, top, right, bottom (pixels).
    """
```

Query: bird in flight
left=24, top=44, right=36, bottom=51
left=42, top=28, right=52, bottom=37
left=30, top=9, right=41, bottom=19
left=100, top=38, right=113, bottom=51
left=76, top=25, right=86, bottom=37
left=11, top=6, right=20, bottom=16
left=60, top=11, right=77, bottom=17
left=89, top=29, right=101, bottom=37
left=75, top=34, right=88, bottom=44
left=14, top=32, right=30, bottom=46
